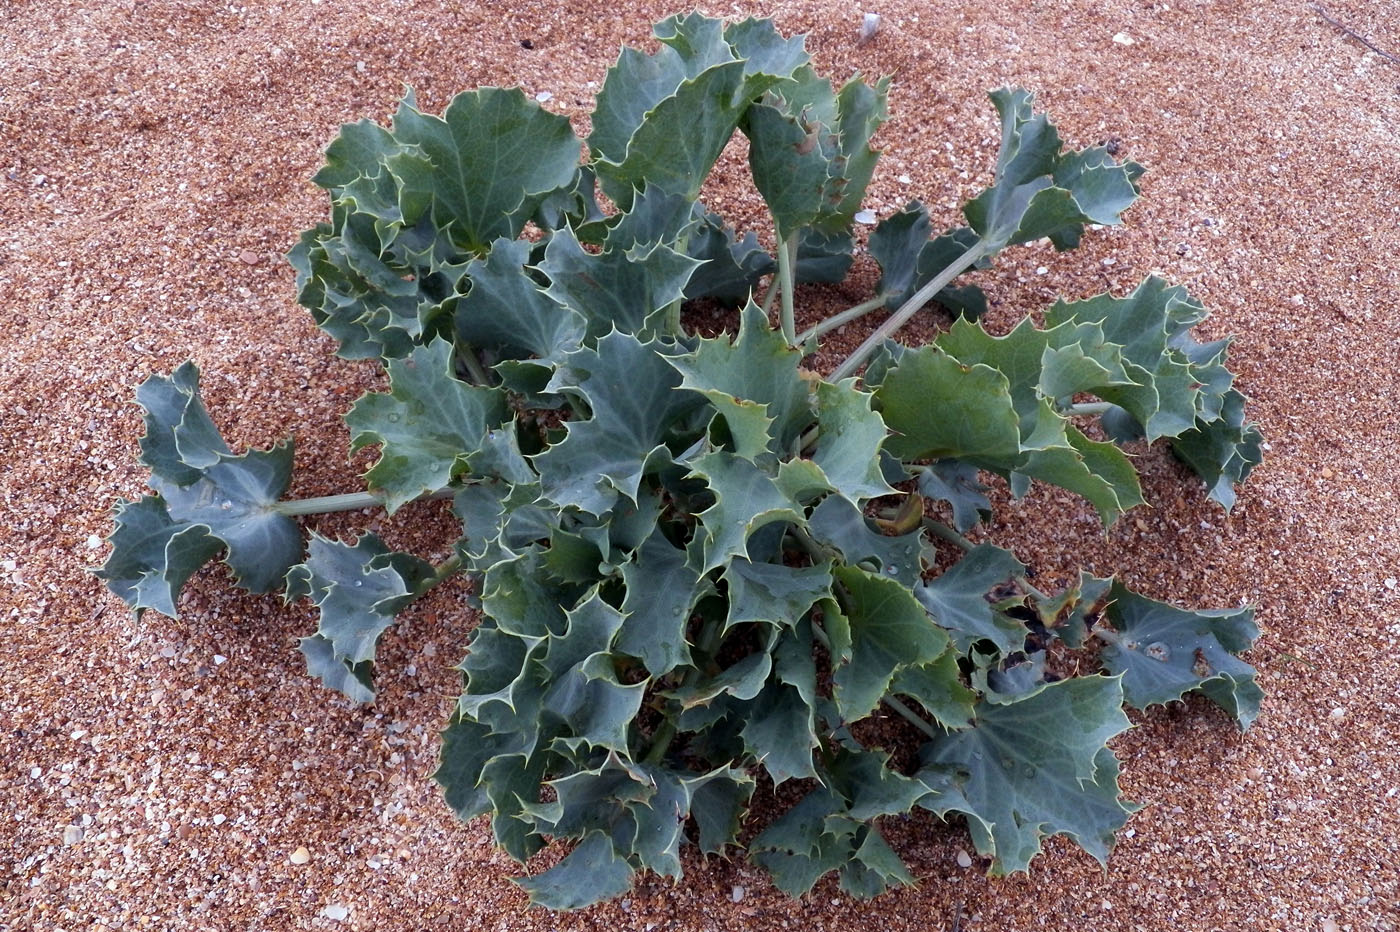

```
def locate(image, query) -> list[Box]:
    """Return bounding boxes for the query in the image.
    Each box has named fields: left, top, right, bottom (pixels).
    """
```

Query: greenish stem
left=662, top=297, right=684, bottom=336
left=880, top=695, right=941, bottom=740
left=776, top=231, right=799, bottom=345
left=830, top=239, right=991, bottom=382
left=456, top=342, right=493, bottom=386
left=1014, top=574, right=1049, bottom=602
left=761, top=273, right=780, bottom=315
left=922, top=517, right=975, bottom=552
left=272, top=487, right=454, bottom=517
left=809, top=613, right=940, bottom=741
left=1062, top=401, right=1114, bottom=417
left=421, top=552, right=464, bottom=592
left=643, top=615, right=723, bottom=765
left=796, top=294, right=891, bottom=347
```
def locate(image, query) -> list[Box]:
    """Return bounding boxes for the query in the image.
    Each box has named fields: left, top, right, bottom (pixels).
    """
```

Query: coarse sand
left=3, top=1, right=1398, bottom=930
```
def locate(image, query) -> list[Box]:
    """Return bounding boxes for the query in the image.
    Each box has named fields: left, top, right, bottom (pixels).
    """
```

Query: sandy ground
left=3, top=1, right=1399, bottom=930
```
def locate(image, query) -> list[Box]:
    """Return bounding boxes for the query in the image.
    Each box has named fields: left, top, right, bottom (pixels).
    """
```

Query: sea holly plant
left=96, top=13, right=1265, bottom=911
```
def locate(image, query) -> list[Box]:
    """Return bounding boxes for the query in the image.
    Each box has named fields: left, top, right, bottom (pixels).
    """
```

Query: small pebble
left=86, top=534, right=103, bottom=549
left=238, top=249, right=261, bottom=265
left=1322, top=920, right=1339, bottom=932
left=289, top=846, right=311, bottom=865
left=1329, top=707, right=1346, bottom=720
left=62, top=825, right=84, bottom=845
left=853, top=208, right=877, bottom=225
left=858, top=12, right=881, bottom=44
left=30, top=767, right=42, bottom=779
left=731, top=885, right=745, bottom=903
left=1112, top=32, right=1135, bottom=45
left=1385, top=577, right=1397, bottom=590
left=213, top=654, right=228, bottom=665
left=321, top=904, right=349, bottom=921
left=955, top=849, right=972, bottom=868
left=535, top=90, right=553, bottom=102
left=1320, top=467, right=1334, bottom=479
left=213, top=814, right=227, bottom=825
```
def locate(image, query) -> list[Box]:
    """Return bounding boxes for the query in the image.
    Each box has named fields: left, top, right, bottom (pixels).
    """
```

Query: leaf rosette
left=97, top=12, right=1265, bottom=914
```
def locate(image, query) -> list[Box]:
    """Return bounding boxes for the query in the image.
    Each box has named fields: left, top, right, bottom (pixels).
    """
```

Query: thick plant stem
left=643, top=616, right=723, bottom=765
left=830, top=240, right=990, bottom=382
left=776, top=232, right=798, bottom=345
left=922, top=517, right=975, bottom=552
left=272, top=487, right=454, bottom=517
left=456, top=342, right=493, bottom=386
left=797, top=294, right=890, bottom=346
left=809, top=616, right=940, bottom=741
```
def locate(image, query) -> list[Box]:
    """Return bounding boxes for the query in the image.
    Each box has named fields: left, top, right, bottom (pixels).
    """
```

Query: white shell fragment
left=859, top=12, right=881, bottom=45
left=853, top=208, right=877, bottom=225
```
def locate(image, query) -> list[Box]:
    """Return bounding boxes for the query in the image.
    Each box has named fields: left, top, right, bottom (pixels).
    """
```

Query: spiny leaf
left=285, top=532, right=434, bottom=700
left=744, top=66, right=889, bottom=236
left=807, top=493, right=926, bottom=587
left=722, top=557, right=833, bottom=633
left=534, top=330, right=704, bottom=516
left=810, top=379, right=896, bottom=502
left=346, top=338, right=526, bottom=513
left=618, top=530, right=708, bottom=676
left=963, top=87, right=1141, bottom=252
left=741, top=621, right=820, bottom=784
left=452, top=237, right=585, bottom=372
left=868, top=205, right=987, bottom=316
left=667, top=300, right=814, bottom=464
left=128, top=363, right=302, bottom=594
left=538, top=226, right=700, bottom=339
left=386, top=87, right=581, bottom=254
left=1098, top=580, right=1261, bottom=728
left=889, top=650, right=978, bottom=730
left=687, top=451, right=808, bottom=574
left=1169, top=389, right=1263, bottom=510
left=589, top=13, right=808, bottom=206
left=918, top=676, right=1137, bottom=875
left=916, top=544, right=1028, bottom=656
left=514, top=831, right=635, bottom=910
left=539, top=593, right=647, bottom=754
left=917, top=459, right=992, bottom=532
left=828, top=565, right=951, bottom=722
left=95, top=496, right=222, bottom=618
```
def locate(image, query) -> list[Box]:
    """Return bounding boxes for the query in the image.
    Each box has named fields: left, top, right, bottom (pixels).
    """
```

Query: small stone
left=86, top=535, right=103, bottom=549
left=30, top=767, right=41, bottom=779
left=955, top=849, right=972, bottom=868
left=212, top=814, right=227, bottom=825
left=535, top=90, right=553, bottom=102
left=1329, top=707, right=1346, bottom=720
left=1112, top=32, right=1135, bottom=45
left=321, top=904, right=349, bottom=921
left=289, top=846, right=311, bottom=865
left=853, top=208, right=877, bottom=225
left=897, top=173, right=912, bottom=184
left=1385, top=577, right=1397, bottom=590
left=159, top=647, right=176, bottom=659
left=238, top=249, right=261, bottom=265
left=62, top=825, right=84, bottom=845
left=1101, top=900, right=1113, bottom=910
left=858, top=12, right=881, bottom=44
left=731, top=885, right=745, bottom=903
left=213, top=654, right=228, bottom=665
left=1035, top=265, right=1048, bottom=275
left=1322, top=920, right=1339, bottom=932
left=1320, top=467, right=1334, bottom=479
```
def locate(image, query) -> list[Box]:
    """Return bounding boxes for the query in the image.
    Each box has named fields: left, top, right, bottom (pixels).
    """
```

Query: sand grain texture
left=3, top=2, right=1398, bottom=930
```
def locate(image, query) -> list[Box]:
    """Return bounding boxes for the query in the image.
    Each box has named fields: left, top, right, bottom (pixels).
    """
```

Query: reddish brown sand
left=4, top=1, right=1398, bottom=930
